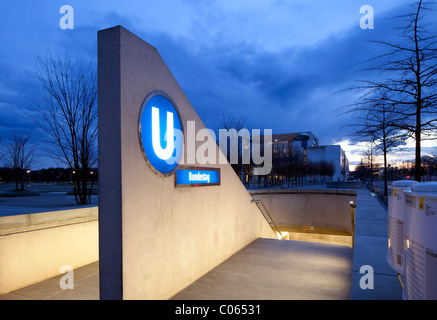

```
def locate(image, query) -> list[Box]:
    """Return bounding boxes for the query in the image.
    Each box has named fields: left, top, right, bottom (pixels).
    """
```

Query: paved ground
left=350, top=187, right=402, bottom=299
left=172, top=186, right=402, bottom=300
left=0, top=240, right=353, bottom=300
left=172, top=238, right=353, bottom=300
left=0, top=184, right=98, bottom=216
left=0, top=185, right=402, bottom=300
left=0, top=262, right=99, bottom=300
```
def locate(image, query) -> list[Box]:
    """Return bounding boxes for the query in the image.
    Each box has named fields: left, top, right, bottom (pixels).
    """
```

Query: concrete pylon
left=98, top=26, right=275, bottom=300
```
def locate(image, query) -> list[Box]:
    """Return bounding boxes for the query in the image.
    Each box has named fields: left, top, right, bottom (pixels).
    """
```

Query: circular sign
left=138, top=91, right=184, bottom=177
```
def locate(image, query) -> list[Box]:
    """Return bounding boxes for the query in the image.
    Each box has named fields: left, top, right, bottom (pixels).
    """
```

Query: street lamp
left=26, top=170, right=31, bottom=186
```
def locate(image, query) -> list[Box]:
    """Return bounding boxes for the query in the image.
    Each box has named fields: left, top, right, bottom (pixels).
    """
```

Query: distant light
left=276, top=231, right=289, bottom=240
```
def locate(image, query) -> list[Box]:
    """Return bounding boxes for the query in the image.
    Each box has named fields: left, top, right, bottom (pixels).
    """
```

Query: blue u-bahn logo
left=139, top=91, right=183, bottom=177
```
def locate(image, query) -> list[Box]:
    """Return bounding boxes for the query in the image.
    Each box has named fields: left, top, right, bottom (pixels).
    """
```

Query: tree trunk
left=14, top=168, right=19, bottom=191
left=20, top=169, right=25, bottom=191
left=383, top=146, right=388, bottom=196
left=414, top=1, right=422, bottom=182
left=415, top=121, right=421, bottom=182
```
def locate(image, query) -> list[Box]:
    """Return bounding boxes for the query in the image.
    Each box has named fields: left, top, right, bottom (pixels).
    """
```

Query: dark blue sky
left=1, top=0, right=435, bottom=168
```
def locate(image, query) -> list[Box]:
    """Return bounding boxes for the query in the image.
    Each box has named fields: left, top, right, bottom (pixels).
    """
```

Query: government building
left=243, top=131, right=349, bottom=185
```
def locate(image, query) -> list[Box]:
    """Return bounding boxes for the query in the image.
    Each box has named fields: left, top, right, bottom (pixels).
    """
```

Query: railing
left=251, top=199, right=285, bottom=240
left=350, top=201, right=356, bottom=248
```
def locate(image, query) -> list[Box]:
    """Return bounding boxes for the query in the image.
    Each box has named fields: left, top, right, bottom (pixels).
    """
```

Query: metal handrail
left=251, top=199, right=285, bottom=240
left=350, top=201, right=356, bottom=248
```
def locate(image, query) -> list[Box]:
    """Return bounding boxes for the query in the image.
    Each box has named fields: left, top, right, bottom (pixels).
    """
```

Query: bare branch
left=32, top=52, right=97, bottom=204
left=340, top=0, right=437, bottom=182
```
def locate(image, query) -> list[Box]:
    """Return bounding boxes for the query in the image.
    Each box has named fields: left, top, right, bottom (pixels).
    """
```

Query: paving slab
left=0, top=192, right=98, bottom=216
left=350, top=187, right=403, bottom=300
left=171, top=238, right=353, bottom=300
left=0, top=262, right=99, bottom=300
left=1, top=238, right=353, bottom=300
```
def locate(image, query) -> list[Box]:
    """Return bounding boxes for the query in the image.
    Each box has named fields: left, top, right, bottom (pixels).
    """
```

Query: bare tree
left=306, top=159, right=320, bottom=184
left=0, top=136, right=3, bottom=162
left=33, top=52, right=97, bottom=204
left=3, top=132, right=37, bottom=191
left=218, top=112, right=250, bottom=180
left=344, top=90, right=406, bottom=195
left=319, top=160, right=336, bottom=182
left=422, top=153, right=437, bottom=179
left=220, top=112, right=249, bottom=133
left=284, top=146, right=304, bottom=187
left=362, top=141, right=380, bottom=188
left=345, top=0, right=437, bottom=182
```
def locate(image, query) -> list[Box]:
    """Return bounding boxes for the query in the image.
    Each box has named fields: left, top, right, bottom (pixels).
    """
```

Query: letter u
left=152, top=107, right=174, bottom=160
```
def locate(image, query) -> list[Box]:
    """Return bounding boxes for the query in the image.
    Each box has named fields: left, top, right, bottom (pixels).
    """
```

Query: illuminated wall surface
left=98, top=26, right=275, bottom=300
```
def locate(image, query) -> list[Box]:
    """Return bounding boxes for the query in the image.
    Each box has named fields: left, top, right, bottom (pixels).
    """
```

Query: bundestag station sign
left=175, top=167, right=221, bottom=187
left=138, top=90, right=221, bottom=186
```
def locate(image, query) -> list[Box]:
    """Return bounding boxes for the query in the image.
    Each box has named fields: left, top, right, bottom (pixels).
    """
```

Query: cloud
left=0, top=0, right=433, bottom=169
left=127, top=1, right=424, bottom=150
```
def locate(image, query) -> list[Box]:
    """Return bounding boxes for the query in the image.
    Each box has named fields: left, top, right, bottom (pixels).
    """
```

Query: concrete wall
left=249, top=189, right=357, bottom=233
left=0, top=207, right=99, bottom=294
left=98, top=26, right=275, bottom=300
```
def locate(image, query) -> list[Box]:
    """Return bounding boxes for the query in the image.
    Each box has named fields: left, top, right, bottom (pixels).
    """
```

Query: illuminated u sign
left=139, top=91, right=183, bottom=177
left=151, top=107, right=174, bottom=160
